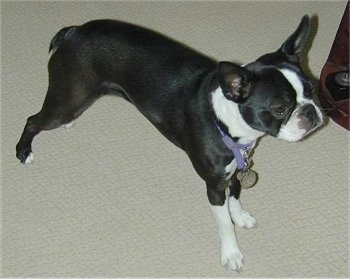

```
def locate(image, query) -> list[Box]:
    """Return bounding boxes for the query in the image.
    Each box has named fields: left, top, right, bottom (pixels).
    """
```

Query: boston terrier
left=16, top=16, right=323, bottom=272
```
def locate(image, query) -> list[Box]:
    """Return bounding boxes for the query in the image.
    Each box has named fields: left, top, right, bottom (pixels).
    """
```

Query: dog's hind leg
left=16, top=75, right=101, bottom=164
left=16, top=113, right=42, bottom=164
left=16, top=109, right=75, bottom=164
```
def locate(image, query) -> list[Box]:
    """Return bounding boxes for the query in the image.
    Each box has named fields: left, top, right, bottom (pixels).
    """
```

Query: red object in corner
left=319, top=1, right=349, bottom=130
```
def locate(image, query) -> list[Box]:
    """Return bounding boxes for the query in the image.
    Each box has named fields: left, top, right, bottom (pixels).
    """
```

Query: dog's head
left=217, top=15, right=324, bottom=142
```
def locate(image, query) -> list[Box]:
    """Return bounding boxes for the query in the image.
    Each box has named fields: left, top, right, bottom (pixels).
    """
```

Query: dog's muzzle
left=298, top=104, right=323, bottom=131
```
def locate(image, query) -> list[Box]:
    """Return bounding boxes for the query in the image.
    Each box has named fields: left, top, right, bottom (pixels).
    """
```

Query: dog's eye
left=274, top=105, right=287, bottom=115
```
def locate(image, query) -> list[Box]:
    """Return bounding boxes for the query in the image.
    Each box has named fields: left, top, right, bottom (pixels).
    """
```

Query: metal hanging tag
left=236, top=151, right=258, bottom=189
left=236, top=169, right=258, bottom=189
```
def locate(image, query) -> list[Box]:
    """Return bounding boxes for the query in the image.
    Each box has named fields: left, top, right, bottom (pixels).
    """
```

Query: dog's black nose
left=302, top=103, right=317, bottom=118
left=300, top=104, right=320, bottom=129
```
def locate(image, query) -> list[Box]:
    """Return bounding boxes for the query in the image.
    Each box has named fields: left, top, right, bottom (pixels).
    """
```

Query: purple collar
left=215, top=121, right=253, bottom=170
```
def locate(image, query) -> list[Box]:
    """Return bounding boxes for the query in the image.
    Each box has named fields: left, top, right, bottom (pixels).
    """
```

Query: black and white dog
left=16, top=16, right=323, bottom=271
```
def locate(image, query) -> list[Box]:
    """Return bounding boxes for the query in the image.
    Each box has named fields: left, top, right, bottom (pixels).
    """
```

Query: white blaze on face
left=277, top=68, right=323, bottom=141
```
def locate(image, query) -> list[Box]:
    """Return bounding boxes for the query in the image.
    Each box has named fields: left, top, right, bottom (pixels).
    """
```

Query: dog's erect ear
left=218, top=61, right=252, bottom=102
left=279, top=15, right=310, bottom=61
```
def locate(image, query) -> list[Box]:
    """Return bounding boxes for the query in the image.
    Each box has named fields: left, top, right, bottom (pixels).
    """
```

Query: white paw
left=63, top=121, right=74, bottom=129
left=24, top=152, right=34, bottom=164
left=231, top=210, right=257, bottom=229
left=221, top=246, right=244, bottom=272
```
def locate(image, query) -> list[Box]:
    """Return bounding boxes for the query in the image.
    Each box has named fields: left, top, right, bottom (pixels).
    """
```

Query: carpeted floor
left=1, top=1, right=349, bottom=277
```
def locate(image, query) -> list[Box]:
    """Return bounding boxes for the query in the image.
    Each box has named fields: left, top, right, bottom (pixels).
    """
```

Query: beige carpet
left=1, top=1, right=349, bottom=277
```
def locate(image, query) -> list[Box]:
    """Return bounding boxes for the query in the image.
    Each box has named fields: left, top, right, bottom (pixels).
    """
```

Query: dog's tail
left=49, top=26, right=77, bottom=53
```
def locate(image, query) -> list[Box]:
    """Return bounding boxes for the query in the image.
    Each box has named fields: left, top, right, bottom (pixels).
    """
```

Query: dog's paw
left=17, top=148, right=34, bottom=164
left=24, top=152, right=34, bottom=164
left=221, top=246, right=244, bottom=272
left=231, top=209, right=257, bottom=229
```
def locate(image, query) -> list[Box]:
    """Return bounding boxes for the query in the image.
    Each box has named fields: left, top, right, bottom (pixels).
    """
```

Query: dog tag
left=236, top=169, right=258, bottom=189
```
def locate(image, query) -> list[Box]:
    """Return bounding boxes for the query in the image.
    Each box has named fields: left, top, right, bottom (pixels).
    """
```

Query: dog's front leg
left=228, top=173, right=257, bottom=229
left=207, top=182, right=244, bottom=272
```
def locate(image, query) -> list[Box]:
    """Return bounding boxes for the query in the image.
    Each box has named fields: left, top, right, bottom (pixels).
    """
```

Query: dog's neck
left=211, top=87, right=264, bottom=144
